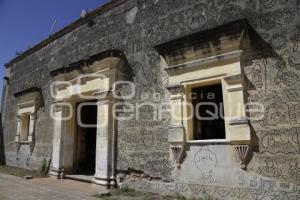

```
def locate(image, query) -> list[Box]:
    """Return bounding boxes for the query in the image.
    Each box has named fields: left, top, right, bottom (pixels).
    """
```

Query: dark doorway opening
left=75, top=101, right=97, bottom=175
left=192, top=84, right=226, bottom=140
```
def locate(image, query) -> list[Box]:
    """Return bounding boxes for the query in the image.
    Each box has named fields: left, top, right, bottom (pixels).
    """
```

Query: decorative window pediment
left=14, top=87, right=41, bottom=153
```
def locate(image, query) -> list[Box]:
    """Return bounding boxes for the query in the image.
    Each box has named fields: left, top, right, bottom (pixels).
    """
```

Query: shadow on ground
left=92, top=187, right=214, bottom=200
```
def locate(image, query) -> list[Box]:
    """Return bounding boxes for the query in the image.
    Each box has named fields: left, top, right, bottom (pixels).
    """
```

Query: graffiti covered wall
left=2, top=0, right=300, bottom=199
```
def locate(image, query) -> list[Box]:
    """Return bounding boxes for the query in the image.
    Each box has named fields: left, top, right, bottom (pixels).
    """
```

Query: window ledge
left=187, top=139, right=230, bottom=145
left=16, top=141, right=31, bottom=145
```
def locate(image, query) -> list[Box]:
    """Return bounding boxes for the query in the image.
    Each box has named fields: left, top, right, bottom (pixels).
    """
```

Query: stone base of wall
left=119, top=178, right=300, bottom=200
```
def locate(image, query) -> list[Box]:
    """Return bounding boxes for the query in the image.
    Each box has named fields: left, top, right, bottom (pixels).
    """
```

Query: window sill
left=187, top=139, right=229, bottom=145
left=16, top=141, right=31, bottom=145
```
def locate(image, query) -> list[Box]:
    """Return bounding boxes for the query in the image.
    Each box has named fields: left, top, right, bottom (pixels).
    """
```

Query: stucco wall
left=2, top=0, right=300, bottom=199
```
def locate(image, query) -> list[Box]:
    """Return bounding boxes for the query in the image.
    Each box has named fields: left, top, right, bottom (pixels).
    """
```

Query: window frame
left=166, top=52, right=251, bottom=145
left=182, top=78, right=230, bottom=142
left=156, top=19, right=253, bottom=167
left=14, top=89, right=40, bottom=152
left=189, top=82, right=227, bottom=141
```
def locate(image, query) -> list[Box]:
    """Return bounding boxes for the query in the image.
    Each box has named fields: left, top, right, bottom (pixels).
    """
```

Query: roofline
left=4, top=0, right=127, bottom=68
left=13, top=87, right=42, bottom=97
left=154, top=19, right=249, bottom=55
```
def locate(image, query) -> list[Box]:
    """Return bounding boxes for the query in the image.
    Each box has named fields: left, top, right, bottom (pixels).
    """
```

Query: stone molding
left=49, top=51, right=131, bottom=188
left=14, top=89, right=41, bottom=154
left=157, top=20, right=253, bottom=169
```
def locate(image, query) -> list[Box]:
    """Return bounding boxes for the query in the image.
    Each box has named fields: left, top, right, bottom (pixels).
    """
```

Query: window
left=192, top=84, right=225, bottom=140
left=159, top=47, right=252, bottom=144
left=156, top=19, right=253, bottom=167
left=20, top=114, right=30, bottom=142
left=14, top=87, right=41, bottom=152
left=155, top=20, right=252, bottom=144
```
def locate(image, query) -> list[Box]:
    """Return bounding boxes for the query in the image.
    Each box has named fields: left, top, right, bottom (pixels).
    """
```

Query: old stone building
left=1, top=0, right=300, bottom=199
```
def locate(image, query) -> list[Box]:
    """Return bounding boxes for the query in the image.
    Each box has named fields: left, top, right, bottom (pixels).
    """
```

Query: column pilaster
left=93, top=97, right=116, bottom=187
left=49, top=103, right=68, bottom=178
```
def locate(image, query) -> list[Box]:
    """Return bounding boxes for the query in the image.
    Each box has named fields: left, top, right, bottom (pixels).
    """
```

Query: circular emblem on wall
left=194, top=147, right=217, bottom=176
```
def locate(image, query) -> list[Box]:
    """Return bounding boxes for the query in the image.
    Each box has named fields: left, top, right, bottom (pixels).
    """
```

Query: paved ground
left=0, top=173, right=107, bottom=200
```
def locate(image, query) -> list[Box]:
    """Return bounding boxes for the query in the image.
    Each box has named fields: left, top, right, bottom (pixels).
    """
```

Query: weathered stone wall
left=2, top=0, right=300, bottom=199
left=0, top=113, right=5, bottom=165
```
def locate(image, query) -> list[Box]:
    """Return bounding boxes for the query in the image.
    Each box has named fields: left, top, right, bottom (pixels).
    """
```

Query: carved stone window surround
left=155, top=19, right=253, bottom=168
left=14, top=88, right=41, bottom=154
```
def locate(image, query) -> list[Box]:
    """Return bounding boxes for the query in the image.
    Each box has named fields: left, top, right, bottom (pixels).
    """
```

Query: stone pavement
left=0, top=173, right=107, bottom=200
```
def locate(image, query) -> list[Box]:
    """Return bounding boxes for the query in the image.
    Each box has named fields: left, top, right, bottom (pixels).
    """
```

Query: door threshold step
left=64, top=175, right=94, bottom=183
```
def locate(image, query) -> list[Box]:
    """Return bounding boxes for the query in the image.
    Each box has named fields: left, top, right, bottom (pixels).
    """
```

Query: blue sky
left=0, top=0, right=108, bottom=97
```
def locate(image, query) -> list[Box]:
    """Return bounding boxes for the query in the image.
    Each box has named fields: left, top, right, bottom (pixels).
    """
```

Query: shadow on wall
left=0, top=113, right=5, bottom=165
